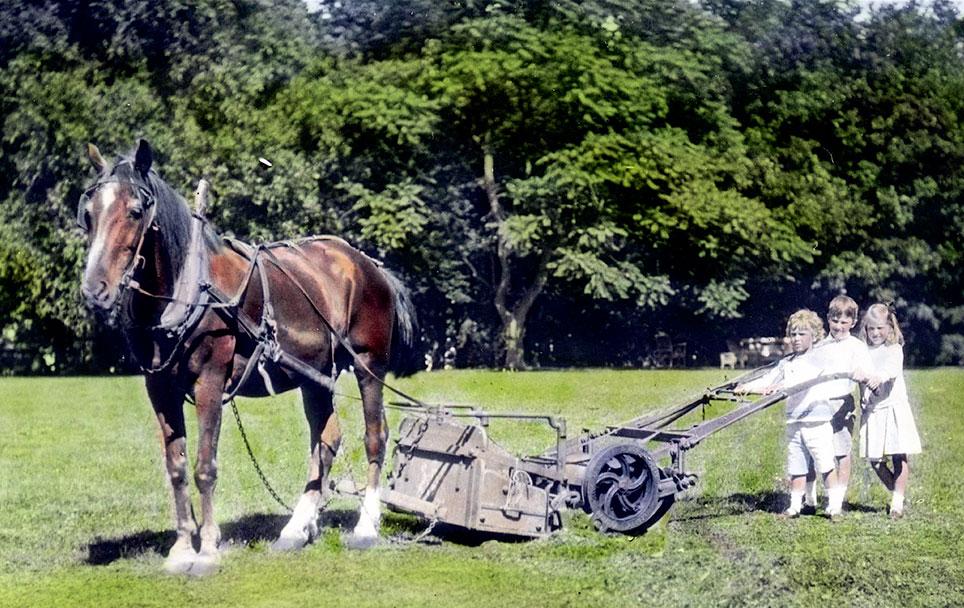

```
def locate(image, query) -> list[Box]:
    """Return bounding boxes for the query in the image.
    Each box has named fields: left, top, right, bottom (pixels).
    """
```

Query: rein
left=84, top=172, right=424, bottom=407
left=209, top=237, right=428, bottom=408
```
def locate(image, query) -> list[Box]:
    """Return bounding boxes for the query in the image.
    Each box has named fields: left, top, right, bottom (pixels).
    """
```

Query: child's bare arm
left=735, top=383, right=781, bottom=395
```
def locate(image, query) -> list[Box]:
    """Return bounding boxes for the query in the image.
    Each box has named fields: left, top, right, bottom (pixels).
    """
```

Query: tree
left=401, top=14, right=812, bottom=368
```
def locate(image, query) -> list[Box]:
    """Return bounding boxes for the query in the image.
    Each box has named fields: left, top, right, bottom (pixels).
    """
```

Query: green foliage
left=345, top=180, right=430, bottom=253
left=0, top=0, right=961, bottom=369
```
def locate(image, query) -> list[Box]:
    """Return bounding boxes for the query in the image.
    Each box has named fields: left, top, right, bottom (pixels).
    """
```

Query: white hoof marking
left=273, top=494, right=320, bottom=551
left=189, top=550, right=221, bottom=577
left=163, top=545, right=198, bottom=575
left=352, top=487, right=382, bottom=540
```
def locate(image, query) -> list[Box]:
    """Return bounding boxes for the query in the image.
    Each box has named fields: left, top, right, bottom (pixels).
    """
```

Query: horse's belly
left=229, top=356, right=305, bottom=398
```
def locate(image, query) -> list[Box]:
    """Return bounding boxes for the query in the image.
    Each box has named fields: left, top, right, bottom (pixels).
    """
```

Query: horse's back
left=264, top=237, right=394, bottom=352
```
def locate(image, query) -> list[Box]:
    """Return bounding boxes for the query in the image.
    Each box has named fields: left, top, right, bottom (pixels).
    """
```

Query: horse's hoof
left=163, top=547, right=197, bottom=575
left=345, top=533, right=379, bottom=550
left=272, top=516, right=318, bottom=552
left=271, top=524, right=316, bottom=551
left=270, top=534, right=310, bottom=552
left=348, top=517, right=380, bottom=550
left=189, top=550, right=221, bottom=577
left=352, top=515, right=380, bottom=540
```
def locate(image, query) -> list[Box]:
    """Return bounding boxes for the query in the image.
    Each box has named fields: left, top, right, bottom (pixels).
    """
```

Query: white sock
left=788, top=491, right=804, bottom=513
left=827, top=486, right=845, bottom=514
left=891, top=492, right=905, bottom=513
left=805, top=481, right=817, bottom=506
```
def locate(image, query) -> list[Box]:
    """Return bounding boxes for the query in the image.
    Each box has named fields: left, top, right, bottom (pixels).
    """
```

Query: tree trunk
left=482, top=142, right=547, bottom=370
left=501, top=313, right=526, bottom=371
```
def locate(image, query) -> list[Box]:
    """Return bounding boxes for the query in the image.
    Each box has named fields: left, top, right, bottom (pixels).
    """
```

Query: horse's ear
left=87, top=143, right=108, bottom=173
left=134, top=139, right=153, bottom=175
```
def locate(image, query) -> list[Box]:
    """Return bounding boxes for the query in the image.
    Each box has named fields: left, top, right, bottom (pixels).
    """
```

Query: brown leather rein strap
left=124, top=222, right=425, bottom=407
left=216, top=237, right=428, bottom=408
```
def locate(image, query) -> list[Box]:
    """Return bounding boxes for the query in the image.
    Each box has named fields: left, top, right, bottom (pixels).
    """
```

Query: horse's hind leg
left=147, top=376, right=198, bottom=574
left=273, top=382, right=341, bottom=551
left=352, top=359, right=388, bottom=542
left=192, top=372, right=226, bottom=574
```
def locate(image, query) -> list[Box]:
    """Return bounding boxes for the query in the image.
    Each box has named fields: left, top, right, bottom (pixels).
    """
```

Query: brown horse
left=78, top=139, right=419, bottom=574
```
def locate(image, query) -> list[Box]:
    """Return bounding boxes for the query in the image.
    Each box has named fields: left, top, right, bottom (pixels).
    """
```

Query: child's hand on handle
left=853, top=370, right=884, bottom=391
left=734, top=383, right=780, bottom=395
left=852, top=369, right=882, bottom=391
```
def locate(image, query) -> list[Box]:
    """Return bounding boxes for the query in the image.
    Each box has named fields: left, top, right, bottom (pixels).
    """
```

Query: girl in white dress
left=858, top=303, right=922, bottom=518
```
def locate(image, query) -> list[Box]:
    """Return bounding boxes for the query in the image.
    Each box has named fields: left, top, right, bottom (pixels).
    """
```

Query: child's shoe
left=780, top=507, right=801, bottom=519
left=825, top=506, right=843, bottom=522
left=800, top=504, right=817, bottom=516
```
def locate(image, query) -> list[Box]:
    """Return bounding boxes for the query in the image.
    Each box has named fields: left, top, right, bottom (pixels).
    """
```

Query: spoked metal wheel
left=583, top=443, right=661, bottom=534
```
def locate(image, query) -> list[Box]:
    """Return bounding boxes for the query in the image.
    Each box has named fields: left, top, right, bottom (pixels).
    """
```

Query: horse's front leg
left=191, top=368, right=225, bottom=573
left=147, top=376, right=197, bottom=574
left=352, top=358, right=388, bottom=544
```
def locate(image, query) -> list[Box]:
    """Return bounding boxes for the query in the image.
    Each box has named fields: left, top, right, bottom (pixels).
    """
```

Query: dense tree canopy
left=0, top=0, right=961, bottom=372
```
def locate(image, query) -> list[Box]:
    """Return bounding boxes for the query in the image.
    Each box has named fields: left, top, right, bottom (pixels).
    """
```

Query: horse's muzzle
left=81, top=280, right=115, bottom=309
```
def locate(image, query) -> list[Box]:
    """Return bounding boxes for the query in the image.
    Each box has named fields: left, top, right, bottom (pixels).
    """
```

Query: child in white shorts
left=737, top=309, right=843, bottom=518
left=810, top=295, right=876, bottom=509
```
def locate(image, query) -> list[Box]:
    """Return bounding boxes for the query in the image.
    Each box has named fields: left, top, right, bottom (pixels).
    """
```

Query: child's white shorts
left=786, top=420, right=835, bottom=476
left=830, top=396, right=855, bottom=457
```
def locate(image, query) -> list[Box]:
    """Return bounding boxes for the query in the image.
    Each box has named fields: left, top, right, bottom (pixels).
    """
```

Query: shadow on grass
left=672, top=492, right=881, bottom=523
left=86, top=529, right=176, bottom=565
left=85, top=509, right=363, bottom=565
left=381, top=511, right=533, bottom=546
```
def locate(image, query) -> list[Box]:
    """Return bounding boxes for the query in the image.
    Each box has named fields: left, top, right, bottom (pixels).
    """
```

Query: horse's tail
left=382, top=268, right=422, bottom=377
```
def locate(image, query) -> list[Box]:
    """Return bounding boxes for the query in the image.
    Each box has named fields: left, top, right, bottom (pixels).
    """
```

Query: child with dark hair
left=811, top=295, right=877, bottom=515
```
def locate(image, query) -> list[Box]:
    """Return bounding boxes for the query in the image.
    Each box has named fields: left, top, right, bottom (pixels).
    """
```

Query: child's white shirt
left=740, top=351, right=834, bottom=423
left=812, top=334, right=872, bottom=398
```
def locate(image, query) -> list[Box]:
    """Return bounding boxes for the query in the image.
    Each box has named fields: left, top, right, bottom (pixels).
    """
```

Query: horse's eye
left=128, top=206, right=143, bottom=220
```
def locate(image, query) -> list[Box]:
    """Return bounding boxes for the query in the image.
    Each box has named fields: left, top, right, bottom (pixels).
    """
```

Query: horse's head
left=78, top=139, right=158, bottom=310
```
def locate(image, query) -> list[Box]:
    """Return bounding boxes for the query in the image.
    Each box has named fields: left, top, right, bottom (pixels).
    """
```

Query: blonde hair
left=859, top=303, right=904, bottom=346
left=828, top=294, right=858, bottom=320
left=786, top=309, right=825, bottom=340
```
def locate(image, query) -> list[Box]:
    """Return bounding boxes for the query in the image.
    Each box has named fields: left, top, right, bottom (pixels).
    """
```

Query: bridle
left=77, top=170, right=425, bottom=406
left=78, top=167, right=159, bottom=298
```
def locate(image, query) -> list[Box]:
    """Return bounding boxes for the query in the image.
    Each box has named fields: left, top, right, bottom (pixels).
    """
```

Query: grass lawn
left=1, top=369, right=962, bottom=607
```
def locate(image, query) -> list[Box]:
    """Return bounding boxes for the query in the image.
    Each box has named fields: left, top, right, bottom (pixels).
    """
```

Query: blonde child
left=736, top=310, right=844, bottom=518
left=858, top=303, right=922, bottom=518
left=808, top=295, right=877, bottom=510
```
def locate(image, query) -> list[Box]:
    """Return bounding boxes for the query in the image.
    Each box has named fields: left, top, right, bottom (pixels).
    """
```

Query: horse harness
left=79, top=170, right=420, bottom=406
left=146, top=228, right=364, bottom=401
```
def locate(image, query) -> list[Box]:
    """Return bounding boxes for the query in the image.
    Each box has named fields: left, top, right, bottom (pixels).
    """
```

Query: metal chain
left=229, top=396, right=439, bottom=545
left=229, top=398, right=293, bottom=513
left=408, top=515, right=440, bottom=544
